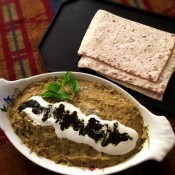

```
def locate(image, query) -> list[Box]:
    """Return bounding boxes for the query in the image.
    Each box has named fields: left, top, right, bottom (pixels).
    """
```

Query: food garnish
left=41, top=71, right=78, bottom=101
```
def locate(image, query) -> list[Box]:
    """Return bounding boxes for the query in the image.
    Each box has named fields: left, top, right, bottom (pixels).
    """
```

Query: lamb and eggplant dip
left=8, top=72, right=147, bottom=168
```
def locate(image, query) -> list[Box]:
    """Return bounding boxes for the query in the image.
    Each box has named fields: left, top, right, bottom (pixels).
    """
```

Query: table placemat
left=38, top=0, right=175, bottom=114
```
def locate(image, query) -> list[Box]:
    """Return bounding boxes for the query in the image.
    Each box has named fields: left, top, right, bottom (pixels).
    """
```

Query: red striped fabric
left=0, top=0, right=53, bottom=80
left=112, top=0, right=175, bottom=18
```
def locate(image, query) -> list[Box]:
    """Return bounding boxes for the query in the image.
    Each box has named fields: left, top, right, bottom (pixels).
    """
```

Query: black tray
left=38, top=0, right=175, bottom=114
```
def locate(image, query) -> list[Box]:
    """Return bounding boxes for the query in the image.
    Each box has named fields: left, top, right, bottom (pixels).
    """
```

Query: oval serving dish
left=0, top=72, right=175, bottom=175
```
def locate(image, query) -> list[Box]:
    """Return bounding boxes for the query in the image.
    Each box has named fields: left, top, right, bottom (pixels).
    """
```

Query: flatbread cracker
left=78, top=57, right=163, bottom=101
left=101, top=74, right=163, bottom=101
left=78, top=45, right=175, bottom=94
left=78, top=10, right=175, bottom=81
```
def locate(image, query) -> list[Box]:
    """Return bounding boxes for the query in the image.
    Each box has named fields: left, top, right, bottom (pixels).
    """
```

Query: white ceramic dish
left=0, top=72, right=175, bottom=175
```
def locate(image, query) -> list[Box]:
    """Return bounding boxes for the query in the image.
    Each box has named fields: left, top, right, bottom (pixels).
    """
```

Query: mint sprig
left=41, top=71, right=79, bottom=101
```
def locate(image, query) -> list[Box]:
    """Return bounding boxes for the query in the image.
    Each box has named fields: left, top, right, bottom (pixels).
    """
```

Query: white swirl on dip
left=18, top=96, right=139, bottom=155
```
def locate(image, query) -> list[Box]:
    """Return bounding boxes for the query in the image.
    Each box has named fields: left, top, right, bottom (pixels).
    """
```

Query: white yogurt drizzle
left=22, top=96, right=139, bottom=155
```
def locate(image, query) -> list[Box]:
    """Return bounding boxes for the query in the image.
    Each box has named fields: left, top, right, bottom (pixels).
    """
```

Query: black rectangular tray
left=38, top=0, right=175, bottom=114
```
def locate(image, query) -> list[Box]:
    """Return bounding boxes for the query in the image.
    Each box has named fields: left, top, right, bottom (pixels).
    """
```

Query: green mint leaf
left=41, top=71, right=79, bottom=102
left=56, top=90, right=70, bottom=100
left=61, top=71, right=72, bottom=86
left=42, top=91, right=70, bottom=101
left=46, top=82, right=61, bottom=92
left=41, top=91, right=61, bottom=100
left=61, top=72, right=79, bottom=93
left=71, top=80, right=79, bottom=93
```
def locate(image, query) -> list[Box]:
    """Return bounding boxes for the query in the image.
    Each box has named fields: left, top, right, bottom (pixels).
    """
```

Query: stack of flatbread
left=78, top=10, right=175, bottom=101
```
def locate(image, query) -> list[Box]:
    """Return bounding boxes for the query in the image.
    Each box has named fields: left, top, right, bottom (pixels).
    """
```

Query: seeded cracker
left=78, top=48, right=175, bottom=100
left=78, top=10, right=175, bottom=100
left=78, top=10, right=175, bottom=82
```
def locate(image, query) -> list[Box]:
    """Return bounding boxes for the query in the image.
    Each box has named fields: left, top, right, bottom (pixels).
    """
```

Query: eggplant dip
left=8, top=72, right=147, bottom=168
